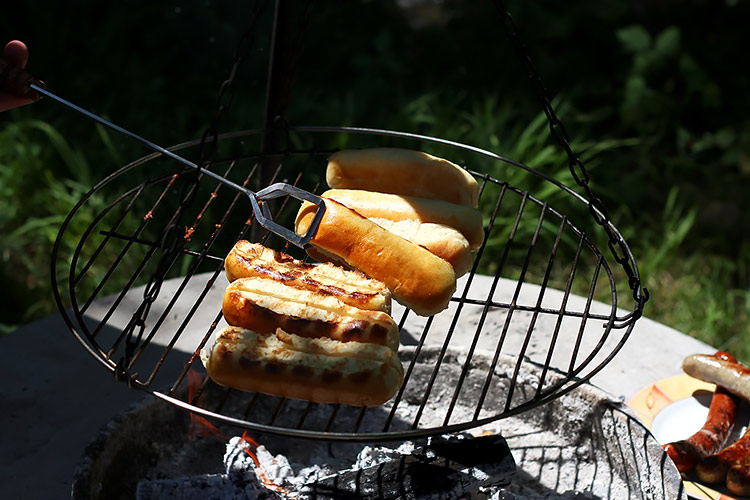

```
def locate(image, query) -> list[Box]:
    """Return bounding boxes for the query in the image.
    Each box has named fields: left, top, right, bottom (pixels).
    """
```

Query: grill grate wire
left=52, top=126, right=642, bottom=441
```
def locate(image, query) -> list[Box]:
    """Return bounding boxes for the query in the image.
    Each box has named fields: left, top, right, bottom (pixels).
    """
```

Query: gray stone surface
left=0, top=272, right=713, bottom=499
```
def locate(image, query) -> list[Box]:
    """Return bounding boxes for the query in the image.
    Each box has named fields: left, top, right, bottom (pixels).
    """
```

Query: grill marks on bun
left=222, top=276, right=400, bottom=352
left=224, top=240, right=391, bottom=312
left=205, top=327, right=404, bottom=406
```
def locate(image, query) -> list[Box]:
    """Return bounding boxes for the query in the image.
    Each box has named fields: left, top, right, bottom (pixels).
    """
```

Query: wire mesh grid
left=51, top=126, right=642, bottom=440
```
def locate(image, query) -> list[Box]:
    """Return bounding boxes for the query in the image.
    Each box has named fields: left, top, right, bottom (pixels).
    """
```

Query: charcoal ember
left=135, top=474, right=268, bottom=500
left=298, top=434, right=515, bottom=499
left=354, top=441, right=417, bottom=469
left=486, top=485, right=598, bottom=500
left=487, top=491, right=591, bottom=500
left=225, top=437, right=338, bottom=492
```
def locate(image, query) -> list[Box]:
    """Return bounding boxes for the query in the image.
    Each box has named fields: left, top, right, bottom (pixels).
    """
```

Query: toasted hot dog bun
left=369, top=218, right=473, bottom=277
left=305, top=218, right=473, bottom=278
left=204, top=327, right=404, bottom=406
left=224, top=240, right=391, bottom=312
left=222, top=276, right=400, bottom=352
left=326, top=148, right=479, bottom=208
left=295, top=198, right=456, bottom=317
left=321, top=189, right=484, bottom=250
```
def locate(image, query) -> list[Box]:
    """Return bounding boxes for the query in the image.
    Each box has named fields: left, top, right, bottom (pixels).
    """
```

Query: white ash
left=224, top=432, right=515, bottom=499
left=138, top=347, right=683, bottom=499
left=224, top=436, right=422, bottom=494
left=354, top=440, right=417, bottom=469
left=487, top=486, right=598, bottom=500
left=220, top=386, right=659, bottom=499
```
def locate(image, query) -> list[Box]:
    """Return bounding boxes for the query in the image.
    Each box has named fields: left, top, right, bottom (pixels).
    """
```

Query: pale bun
left=295, top=198, right=456, bottom=317
left=326, top=148, right=479, bottom=207
left=307, top=218, right=473, bottom=278
left=368, top=218, right=473, bottom=277
left=224, top=240, right=391, bottom=313
left=205, top=327, right=404, bottom=406
left=222, top=276, right=400, bottom=352
left=321, top=189, right=484, bottom=250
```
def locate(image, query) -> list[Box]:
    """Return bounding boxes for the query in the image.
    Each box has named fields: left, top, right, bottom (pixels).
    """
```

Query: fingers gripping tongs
left=0, top=57, right=326, bottom=248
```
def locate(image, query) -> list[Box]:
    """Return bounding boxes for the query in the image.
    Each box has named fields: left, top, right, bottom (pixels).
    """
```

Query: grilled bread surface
left=205, top=326, right=404, bottom=406
left=224, top=240, right=391, bottom=313
left=222, top=276, right=400, bottom=352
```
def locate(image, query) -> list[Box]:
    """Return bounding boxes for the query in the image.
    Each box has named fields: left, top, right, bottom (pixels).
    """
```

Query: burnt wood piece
left=298, top=434, right=516, bottom=499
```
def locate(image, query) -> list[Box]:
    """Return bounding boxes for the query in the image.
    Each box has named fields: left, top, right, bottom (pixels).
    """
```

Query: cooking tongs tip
left=253, top=183, right=325, bottom=247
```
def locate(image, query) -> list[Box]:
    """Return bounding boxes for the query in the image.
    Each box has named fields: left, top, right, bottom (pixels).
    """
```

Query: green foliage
left=0, top=120, right=98, bottom=330
left=617, top=25, right=719, bottom=138
left=644, top=253, right=750, bottom=362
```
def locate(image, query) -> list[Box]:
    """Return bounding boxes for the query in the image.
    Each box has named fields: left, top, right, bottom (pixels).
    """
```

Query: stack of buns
left=204, top=241, right=404, bottom=407
left=296, top=147, right=483, bottom=317
left=204, top=149, right=480, bottom=406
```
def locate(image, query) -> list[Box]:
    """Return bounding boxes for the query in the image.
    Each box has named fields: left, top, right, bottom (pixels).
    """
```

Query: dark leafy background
left=1, top=0, right=748, bottom=361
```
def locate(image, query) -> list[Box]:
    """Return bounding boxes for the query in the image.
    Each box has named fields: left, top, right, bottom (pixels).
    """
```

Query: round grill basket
left=51, top=125, right=645, bottom=441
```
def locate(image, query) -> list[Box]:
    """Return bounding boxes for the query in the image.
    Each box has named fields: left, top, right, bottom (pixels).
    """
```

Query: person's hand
left=0, top=40, right=34, bottom=112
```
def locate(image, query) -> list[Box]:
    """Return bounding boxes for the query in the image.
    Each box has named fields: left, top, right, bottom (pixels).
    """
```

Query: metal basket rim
left=50, top=125, right=643, bottom=441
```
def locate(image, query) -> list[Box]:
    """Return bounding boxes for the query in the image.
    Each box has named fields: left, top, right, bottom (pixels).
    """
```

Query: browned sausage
left=683, top=351, right=750, bottom=402
left=697, top=427, right=750, bottom=484
left=727, top=464, right=750, bottom=497
left=663, top=351, right=740, bottom=473
left=695, top=353, right=750, bottom=489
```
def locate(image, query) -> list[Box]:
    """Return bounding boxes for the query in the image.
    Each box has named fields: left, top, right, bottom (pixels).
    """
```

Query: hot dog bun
left=304, top=218, right=472, bottom=278
left=368, top=218, right=473, bottom=277
left=295, top=198, right=457, bottom=317
left=224, top=240, right=392, bottom=312
left=321, top=189, right=484, bottom=250
left=326, top=148, right=479, bottom=207
left=223, top=276, right=400, bottom=352
left=204, top=327, right=404, bottom=406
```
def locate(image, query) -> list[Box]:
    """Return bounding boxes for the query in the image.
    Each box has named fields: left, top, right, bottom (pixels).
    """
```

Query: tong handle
left=3, top=54, right=325, bottom=248
left=0, top=56, right=46, bottom=100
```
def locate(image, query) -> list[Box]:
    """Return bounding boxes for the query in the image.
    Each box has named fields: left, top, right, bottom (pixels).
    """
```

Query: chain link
left=493, top=0, right=649, bottom=314
left=196, top=1, right=270, bottom=169
left=115, top=2, right=272, bottom=382
left=114, top=222, right=182, bottom=384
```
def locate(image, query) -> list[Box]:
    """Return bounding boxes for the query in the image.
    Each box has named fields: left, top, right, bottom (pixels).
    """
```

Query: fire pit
left=71, top=347, right=685, bottom=499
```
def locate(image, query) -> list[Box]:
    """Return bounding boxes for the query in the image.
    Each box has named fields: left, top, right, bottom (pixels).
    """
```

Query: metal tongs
left=0, top=57, right=325, bottom=247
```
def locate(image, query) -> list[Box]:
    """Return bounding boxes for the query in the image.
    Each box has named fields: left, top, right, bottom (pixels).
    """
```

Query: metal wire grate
left=51, top=126, right=644, bottom=441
